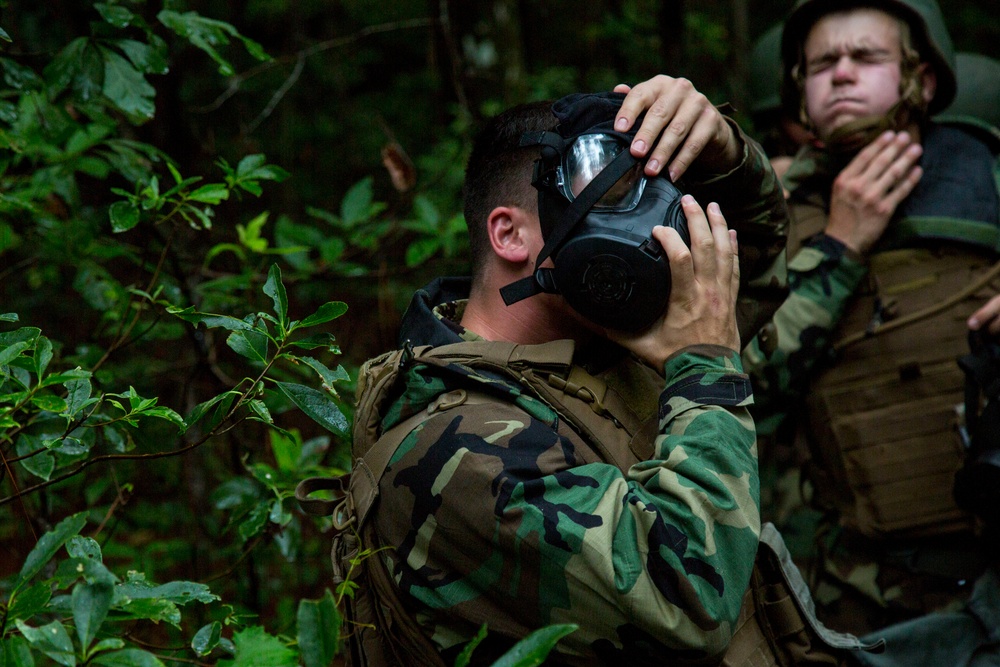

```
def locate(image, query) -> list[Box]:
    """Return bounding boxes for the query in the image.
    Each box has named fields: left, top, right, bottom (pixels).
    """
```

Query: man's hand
left=613, top=76, right=740, bottom=181
left=826, top=130, right=923, bottom=256
left=969, top=294, right=1000, bottom=336
left=606, top=195, right=740, bottom=370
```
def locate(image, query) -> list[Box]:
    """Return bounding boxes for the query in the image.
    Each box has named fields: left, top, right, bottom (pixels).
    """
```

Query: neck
left=461, top=274, right=595, bottom=346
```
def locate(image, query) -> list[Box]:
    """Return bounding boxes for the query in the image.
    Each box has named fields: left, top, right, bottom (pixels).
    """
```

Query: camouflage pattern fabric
left=359, top=121, right=790, bottom=665
left=741, top=121, right=1000, bottom=636
left=374, top=329, right=759, bottom=665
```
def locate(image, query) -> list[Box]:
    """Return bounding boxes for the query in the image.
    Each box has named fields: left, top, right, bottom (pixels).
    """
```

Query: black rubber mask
left=500, top=92, right=689, bottom=332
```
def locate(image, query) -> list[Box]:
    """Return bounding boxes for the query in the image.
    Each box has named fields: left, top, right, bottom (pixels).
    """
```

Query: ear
left=487, top=206, right=534, bottom=264
left=918, top=63, right=937, bottom=105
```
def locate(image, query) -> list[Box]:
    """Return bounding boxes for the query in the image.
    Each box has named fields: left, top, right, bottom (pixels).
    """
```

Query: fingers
left=615, top=76, right=685, bottom=161
left=614, top=75, right=734, bottom=180
left=969, top=294, right=1000, bottom=335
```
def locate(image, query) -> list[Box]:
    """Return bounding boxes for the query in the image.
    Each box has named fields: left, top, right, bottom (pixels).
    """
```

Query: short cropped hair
left=463, top=101, right=556, bottom=279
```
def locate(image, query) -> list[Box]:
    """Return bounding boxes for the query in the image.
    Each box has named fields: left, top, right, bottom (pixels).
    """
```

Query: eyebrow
left=807, top=44, right=895, bottom=65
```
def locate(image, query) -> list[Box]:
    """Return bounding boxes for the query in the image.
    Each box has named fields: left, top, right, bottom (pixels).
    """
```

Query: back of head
left=780, top=0, right=957, bottom=134
left=463, top=101, right=555, bottom=280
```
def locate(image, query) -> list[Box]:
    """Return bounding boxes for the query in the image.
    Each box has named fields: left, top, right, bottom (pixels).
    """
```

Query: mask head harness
left=499, top=92, right=690, bottom=332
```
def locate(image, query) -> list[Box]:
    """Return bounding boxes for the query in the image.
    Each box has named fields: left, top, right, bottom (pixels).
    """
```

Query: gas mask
left=499, top=92, right=690, bottom=332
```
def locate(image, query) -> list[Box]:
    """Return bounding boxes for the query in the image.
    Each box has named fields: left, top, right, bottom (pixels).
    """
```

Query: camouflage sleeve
left=377, top=349, right=760, bottom=663
left=741, top=233, right=868, bottom=425
left=684, top=119, right=789, bottom=342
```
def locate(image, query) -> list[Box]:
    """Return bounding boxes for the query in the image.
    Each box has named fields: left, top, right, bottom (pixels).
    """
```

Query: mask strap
left=500, top=147, right=640, bottom=306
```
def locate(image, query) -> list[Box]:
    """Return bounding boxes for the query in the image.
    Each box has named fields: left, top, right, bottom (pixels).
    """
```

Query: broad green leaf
left=0, top=340, right=30, bottom=367
left=295, top=356, right=349, bottom=392
left=238, top=500, right=270, bottom=542
left=109, top=201, right=140, bottom=233
left=113, top=598, right=181, bottom=626
left=95, top=3, right=134, bottom=28
left=269, top=430, right=301, bottom=472
left=491, top=624, right=578, bottom=667
left=1, top=635, right=34, bottom=667
left=405, top=236, right=441, bottom=268
left=86, top=639, right=125, bottom=658
left=16, top=434, right=55, bottom=481
left=40, top=369, right=92, bottom=388
left=318, top=237, right=346, bottom=265
left=413, top=194, right=441, bottom=227
left=6, top=581, right=53, bottom=625
left=15, top=620, right=75, bottom=667
left=184, top=390, right=240, bottom=431
left=138, top=406, right=186, bottom=430
left=109, top=39, right=168, bottom=75
left=33, top=336, right=52, bottom=377
left=166, top=306, right=255, bottom=332
left=61, top=378, right=96, bottom=417
left=217, top=626, right=297, bottom=667
left=454, top=623, right=489, bottom=667
left=30, top=393, right=67, bottom=413
left=72, top=582, right=114, bottom=650
left=0, top=27, right=10, bottom=43
left=66, top=536, right=102, bottom=562
left=298, top=301, right=348, bottom=328
left=269, top=498, right=292, bottom=527
left=340, top=177, right=374, bottom=226
left=188, top=183, right=229, bottom=204
left=247, top=399, right=272, bottom=423
left=0, top=327, right=40, bottom=347
left=263, top=264, right=288, bottom=329
left=287, top=333, right=339, bottom=351
left=91, top=649, right=165, bottom=667
left=191, top=621, right=222, bottom=657
left=226, top=330, right=269, bottom=363
left=100, top=48, right=155, bottom=121
left=297, top=589, right=341, bottom=667
left=115, top=579, right=218, bottom=606
left=236, top=212, right=269, bottom=253
left=0, top=312, right=18, bottom=322
left=53, top=557, right=117, bottom=588
left=1, top=58, right=43, bottom=91
left=157, top=11, right=268, bottom=77
left=14, top=512, right=87, bottom=592
left=275, top=382, right=348, bottom=436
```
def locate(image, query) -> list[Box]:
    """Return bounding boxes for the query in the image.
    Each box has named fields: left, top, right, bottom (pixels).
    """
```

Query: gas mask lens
left=561, top=134, right=645, bottom=210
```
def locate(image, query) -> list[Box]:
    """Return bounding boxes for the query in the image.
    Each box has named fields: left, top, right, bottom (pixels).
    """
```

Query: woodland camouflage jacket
left=365, top=134, right=789, bottom=665
left=741, top=121, right=1000, bottom=436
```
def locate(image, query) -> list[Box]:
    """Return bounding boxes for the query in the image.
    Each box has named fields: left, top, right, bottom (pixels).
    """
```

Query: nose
left=831, top=55, right=857, bottom=83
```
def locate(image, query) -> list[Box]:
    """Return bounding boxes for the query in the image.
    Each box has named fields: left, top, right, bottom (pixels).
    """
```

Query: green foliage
left=0, top=0, right=616, bottom=667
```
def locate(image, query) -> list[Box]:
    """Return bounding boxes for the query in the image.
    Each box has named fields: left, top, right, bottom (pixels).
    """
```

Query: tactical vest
left=297, top=339, right=878, bottom=666
left=787, top=198, right=1000, bottom=539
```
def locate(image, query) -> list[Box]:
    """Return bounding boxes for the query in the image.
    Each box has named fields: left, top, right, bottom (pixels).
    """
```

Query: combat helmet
left=781, top=0, right=957, bottom=115
left=942, top=52, right=1000, bottom=129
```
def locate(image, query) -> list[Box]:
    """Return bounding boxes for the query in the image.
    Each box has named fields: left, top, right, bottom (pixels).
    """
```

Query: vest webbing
left=297, top=340, right=878, bottom=665
left=795, top=231, right=1000, bottom=539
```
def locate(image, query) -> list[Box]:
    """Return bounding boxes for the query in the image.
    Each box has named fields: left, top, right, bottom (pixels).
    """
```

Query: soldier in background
left=740, top=0, right=1000, bottom=649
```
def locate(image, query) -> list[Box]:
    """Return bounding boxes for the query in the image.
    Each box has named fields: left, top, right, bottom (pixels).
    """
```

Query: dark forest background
left=0, top=2, right=997, bottom=665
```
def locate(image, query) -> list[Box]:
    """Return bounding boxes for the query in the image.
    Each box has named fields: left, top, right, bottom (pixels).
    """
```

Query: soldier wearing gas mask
left=738, top=0, right=1000, bottom=656
left=333, top=82, right=801, bottom=665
